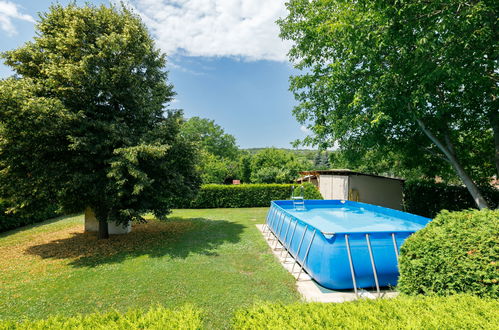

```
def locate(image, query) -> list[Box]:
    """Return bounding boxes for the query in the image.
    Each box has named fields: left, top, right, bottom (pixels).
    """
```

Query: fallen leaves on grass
left=0, top=219, right=197, bottom=276
left=24, top=219, right=198, bottom=264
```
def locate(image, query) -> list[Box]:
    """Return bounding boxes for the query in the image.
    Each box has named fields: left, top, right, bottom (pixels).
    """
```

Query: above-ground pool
left=265, top=200, right=431, bottom=292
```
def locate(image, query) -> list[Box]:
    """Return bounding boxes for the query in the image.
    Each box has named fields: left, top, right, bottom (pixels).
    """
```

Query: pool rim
left=270, top=199, right=431, bottom=239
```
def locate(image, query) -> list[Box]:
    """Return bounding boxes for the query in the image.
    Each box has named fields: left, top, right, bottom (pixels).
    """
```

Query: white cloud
left=0, top=1, right=35, bottom=36
left=300, top=125, right=311, bottom=134
left=117, top=0, right=292, bottom=62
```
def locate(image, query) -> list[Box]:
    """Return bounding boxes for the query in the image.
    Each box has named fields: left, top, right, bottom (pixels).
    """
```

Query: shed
left=297, top=169, right=404, bottom=210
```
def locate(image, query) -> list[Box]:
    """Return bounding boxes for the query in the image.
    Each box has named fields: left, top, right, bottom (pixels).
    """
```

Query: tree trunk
left=98, top=218, right=109, bottom=239
left=488, top=110, right=499, bottom=178
left=416, top=119, right=489, bottom=210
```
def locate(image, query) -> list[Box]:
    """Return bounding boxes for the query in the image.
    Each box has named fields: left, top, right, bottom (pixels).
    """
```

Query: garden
left=0, top=205, right=497, bottom=329
left=0, top=1, right=498, bottom=329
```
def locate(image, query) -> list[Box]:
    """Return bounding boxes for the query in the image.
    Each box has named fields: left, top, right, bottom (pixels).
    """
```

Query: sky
left=0, top=0, right=313, bottom=149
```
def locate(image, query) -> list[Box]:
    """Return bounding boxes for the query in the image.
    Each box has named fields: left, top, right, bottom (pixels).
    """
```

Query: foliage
left=0, top=209, right=300, bottom=329
left=313, top=151, right=330, bottom=169
left=233, top=295, right=499, bottom=329
left=176, top=183, right=323, bottom=208
left=404, top=181, right=499, bottom=218
left=0, top=4, right=200, bottom=237
left=181, top=116, right=239, bottom=160
left=0, top=306, right=201, bottom=330
left=180, top=117, right=240, bottom=184
left=330, top=149, right=447, bottom=182
left=398, top=209, right=499, bottom=298
left=197, top=150, right=238, bottom=184
left=293, top=183, right=321, bottom=200
left=0, top=200, right=59, bottom=233
left=251, top=167, right=294, bottom=184
left=250, top=148, right=311, bottom=183
left=238, top=154, right=252, bottom=183
left=278, top=0, right=498, bottom=209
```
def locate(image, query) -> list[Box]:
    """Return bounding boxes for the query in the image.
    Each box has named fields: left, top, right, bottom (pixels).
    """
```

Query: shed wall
left=318, top=175, right=348, bottom=200
left=348, top=175, right=403, bottom=210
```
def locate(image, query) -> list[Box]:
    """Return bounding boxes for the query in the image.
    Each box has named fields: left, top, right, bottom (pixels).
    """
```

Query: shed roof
left=298, top=169, right=404, bottom=182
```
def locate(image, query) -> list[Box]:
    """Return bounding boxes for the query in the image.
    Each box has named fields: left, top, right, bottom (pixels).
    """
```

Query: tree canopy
left=278, top=0, right=498, bottom=208
left=0, top=4, right=200, bottom=238
left=180, top=116, right=240, bottom=184
left=181, top=117, right=239, bottom=160
left=250, top=148, right=310, bottom=183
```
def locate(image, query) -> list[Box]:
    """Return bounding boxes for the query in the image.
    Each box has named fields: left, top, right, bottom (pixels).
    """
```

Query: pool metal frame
left=263, top=201, right=412, bottom=297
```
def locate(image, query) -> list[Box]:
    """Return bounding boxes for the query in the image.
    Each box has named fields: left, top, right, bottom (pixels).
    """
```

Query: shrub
left=0, top=200, right=60, bottom=233
left=398, top=209, right=499, bottom=298
left=403, top=180, right=498, bottom=218
left=0, top=306, right=202, bottom=329
left=232, top=295, right=499, bottom=329
left=176, top=182, right=322, bottom=208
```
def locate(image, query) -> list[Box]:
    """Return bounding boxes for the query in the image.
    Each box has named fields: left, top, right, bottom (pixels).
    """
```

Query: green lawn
left=0, top=208, right=300, bottom=329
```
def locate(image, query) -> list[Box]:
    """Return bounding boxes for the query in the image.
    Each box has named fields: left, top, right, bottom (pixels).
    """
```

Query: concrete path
left=256, top=224, right=398, bottom=303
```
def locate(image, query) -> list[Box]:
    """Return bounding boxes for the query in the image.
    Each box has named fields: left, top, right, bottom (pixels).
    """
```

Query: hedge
left=404, top=180, right=498, bottom=218
left=0, top=200, right=60, bottom=233
left=175, top=182, right=322, bottom=208
left=2, top=296, right=497, bottom=329
left=0, top=306, right=202, bottom=330
left=233, top=295, right=499, bottom=329
left=398, top=209, right=499, bottom=298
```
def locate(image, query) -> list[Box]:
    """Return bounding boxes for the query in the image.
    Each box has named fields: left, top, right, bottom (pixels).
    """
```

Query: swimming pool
left=265, top=200, right=431, bottom=292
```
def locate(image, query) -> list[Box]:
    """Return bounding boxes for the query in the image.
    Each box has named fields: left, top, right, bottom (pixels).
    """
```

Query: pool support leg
left=273, top=214, right=286, bottom=250
left=268, top=208, right=278, bottom=235
left=391, top=233, right=399, bottom=261
left=269, top=211, right=283, bottom=241
left=344, top=234, right=359, bottom=298
left=291, top=225, right=308, bottom=274
left=297, top=229, right=316, bottom=280
left=263, top=208, right=275, bottom=234
left=365, top=234, right=381, bottom=297
left=283, top=220, right=299, bottom=262
left=265, top=209, right=275, bottom=238
left=280, top=218, right=293, bottom=257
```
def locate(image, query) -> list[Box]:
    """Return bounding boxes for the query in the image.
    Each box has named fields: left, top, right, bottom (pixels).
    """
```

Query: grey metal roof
left=298, top=169, right=405, bottom=181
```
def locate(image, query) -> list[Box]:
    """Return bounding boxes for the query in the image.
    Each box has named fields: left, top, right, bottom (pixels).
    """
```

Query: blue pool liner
left=266, top=200, right=431, bottom=290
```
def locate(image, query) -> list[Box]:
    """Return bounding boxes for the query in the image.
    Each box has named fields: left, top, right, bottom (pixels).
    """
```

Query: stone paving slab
left=256, top=224, right=399, bottom=303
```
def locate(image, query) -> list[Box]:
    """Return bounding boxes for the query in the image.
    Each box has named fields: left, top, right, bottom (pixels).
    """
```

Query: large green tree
left=279, top=0, right=497, bottom=209
left=250, top=148, right=311, bottom=183
left=0, top=4, right=200, bottom=238
left=181, top=116, right=239, bottom=160
left=181, top=116, right=240, bottom=184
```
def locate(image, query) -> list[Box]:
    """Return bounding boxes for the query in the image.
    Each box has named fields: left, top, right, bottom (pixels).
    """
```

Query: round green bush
left=398, top=209, right=499, bottom=298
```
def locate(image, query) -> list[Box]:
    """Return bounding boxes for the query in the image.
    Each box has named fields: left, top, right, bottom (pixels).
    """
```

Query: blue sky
left=0, top=0, right=311, bottom=149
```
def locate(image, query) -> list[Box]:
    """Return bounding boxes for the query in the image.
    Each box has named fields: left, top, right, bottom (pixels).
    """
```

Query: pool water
left=286, top=206, right=426, bottom=233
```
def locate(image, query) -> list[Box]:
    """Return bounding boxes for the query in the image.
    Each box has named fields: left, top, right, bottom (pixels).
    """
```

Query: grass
left=0, top=208, right=300, bottom=329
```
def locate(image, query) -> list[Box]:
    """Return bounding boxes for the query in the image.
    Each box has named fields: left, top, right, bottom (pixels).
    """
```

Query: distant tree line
left=180, top=117, right=322, bottom=184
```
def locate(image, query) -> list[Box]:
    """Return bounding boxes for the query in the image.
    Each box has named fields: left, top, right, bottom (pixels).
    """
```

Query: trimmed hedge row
left=0, top=200, right=60, bottom=233
left=404, top=180, right=498, bottom=218
left=233, top=295, right=499, bottom=329
left=398, top=209, right=499, bottom=299
left=0, top=306, right=201, bottom=329
left=2, top=296, right=497, bottom=329
left=175, top=182, right=322, bottom=208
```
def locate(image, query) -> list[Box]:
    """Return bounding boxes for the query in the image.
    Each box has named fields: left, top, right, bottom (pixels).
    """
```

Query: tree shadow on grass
left=25, top=217, right=245, bottom=268
left=0, top=214, right=76, bottom=238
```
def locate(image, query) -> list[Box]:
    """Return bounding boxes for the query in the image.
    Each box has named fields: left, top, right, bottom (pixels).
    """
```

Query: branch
left=416, top=118, right=454, bottom=162
left=444, top=133, right=456, bottom=157
left=423, top=146, right=449, bottom=163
